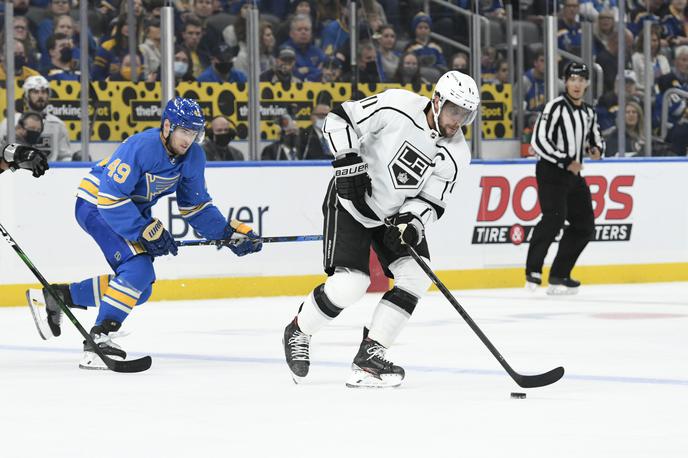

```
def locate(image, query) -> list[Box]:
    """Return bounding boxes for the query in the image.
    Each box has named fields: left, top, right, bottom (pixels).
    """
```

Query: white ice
left=0, top=282, right=686, bottom=458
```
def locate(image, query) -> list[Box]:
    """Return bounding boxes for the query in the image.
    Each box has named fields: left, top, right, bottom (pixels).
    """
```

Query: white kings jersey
left=323, top=88, right=471, bottom=228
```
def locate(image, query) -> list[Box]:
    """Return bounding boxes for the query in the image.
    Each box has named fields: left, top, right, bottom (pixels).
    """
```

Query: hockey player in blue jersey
left=26, top=97, right=262, bottom=370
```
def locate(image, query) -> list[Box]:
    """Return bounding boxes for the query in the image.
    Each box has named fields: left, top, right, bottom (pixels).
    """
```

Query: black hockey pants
left=525, top=160, right=595, bottom=279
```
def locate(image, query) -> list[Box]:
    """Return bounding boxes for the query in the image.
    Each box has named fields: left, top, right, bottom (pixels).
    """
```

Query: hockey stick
left=0, top=222, right=152, bottom=373
left=407, top=245, right=564, bottom=388
left=176, top=234, right=323, bottom=248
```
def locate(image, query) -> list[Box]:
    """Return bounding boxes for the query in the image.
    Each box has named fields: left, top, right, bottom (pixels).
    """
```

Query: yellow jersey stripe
left=105, top=288, right=138, bottom=308
left=102, top=296, right=133, bottom=314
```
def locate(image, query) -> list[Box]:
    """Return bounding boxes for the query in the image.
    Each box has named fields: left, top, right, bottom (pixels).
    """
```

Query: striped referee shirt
left=531, top=94, right=605, bottom=167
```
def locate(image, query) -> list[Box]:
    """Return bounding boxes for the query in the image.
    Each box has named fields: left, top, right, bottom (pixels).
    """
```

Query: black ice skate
left=283, top=317, right=311, bottom=383
left=547, top=276, right=581, bottom=296
left=525, top=272, right=542, bottom=292
left=26, top=284, right=83, bottom=339
left=346, top=337, right=405, bottom=388
left=79, top=320, right=127, bottom=370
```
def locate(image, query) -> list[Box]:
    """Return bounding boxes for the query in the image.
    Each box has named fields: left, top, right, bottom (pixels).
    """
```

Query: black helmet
left=564, top=62, right=590, bottom=80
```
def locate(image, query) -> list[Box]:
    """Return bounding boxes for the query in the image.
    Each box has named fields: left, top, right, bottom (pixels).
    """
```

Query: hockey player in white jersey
left=282, top=71, right=479, bottom=388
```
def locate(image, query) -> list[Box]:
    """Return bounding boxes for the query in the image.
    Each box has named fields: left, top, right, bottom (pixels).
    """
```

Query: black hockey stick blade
left=0, top=222, right=152, bottom=373
left=512, top=366, right=565, bottom=389
left=406, top=244, right=565, bottom=389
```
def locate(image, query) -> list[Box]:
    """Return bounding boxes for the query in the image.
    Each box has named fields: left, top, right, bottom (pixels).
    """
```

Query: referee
left=525, top=62, right=604, bottom=295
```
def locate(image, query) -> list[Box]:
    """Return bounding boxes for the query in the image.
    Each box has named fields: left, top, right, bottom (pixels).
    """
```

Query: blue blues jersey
left=77, top=128, right=228, bottom=242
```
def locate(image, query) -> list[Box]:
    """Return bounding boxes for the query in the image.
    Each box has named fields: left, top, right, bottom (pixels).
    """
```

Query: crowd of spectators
left=2, top=0, right=688, bottom=158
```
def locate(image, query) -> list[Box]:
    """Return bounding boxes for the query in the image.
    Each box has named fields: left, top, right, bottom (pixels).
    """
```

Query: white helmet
left=23, top=75, right=50, bottom=99
left=431, top=71, right=480, bottom=135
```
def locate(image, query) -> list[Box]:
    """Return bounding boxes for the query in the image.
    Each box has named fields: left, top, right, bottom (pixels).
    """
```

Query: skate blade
left=26, top=290, right=52, bottom=341
left=524, top=281, right=540, bottom=292
left=78, top=351, right=122, bottom=371
left=290, top=373, right=306, bottom=385
left=546, top=285, right=579, bottom=296
left=345, top=369, right=403, bottom=389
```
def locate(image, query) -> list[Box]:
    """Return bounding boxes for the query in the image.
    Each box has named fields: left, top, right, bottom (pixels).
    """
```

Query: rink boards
left=0, top=158, right=686, bottom=306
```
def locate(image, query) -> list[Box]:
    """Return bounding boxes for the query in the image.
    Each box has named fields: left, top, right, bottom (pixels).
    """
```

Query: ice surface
left=0, top=282, right=686, bottom=457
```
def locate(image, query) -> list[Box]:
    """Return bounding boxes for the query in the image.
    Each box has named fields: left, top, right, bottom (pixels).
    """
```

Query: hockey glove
left=2, top=143, right=49, bottom=178
left=222, top=219, right=263, bottom=257
left=383, top=213, right=425, bottom=255
left=138, top=218, right=178, bottom=257
left=332, top=154, right=372, bottom=203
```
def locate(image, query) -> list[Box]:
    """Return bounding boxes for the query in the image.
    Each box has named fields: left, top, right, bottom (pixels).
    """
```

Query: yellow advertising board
left=0, top=81, right=512, bottom=142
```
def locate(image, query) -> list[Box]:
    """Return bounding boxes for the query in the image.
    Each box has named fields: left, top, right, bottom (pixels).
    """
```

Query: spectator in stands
left=604, top=100, right=646, bottom=156
left=197, top=43, right=247, bottom=83
left=202, top=115, right=244, bottom=161
left=359, top=0, right=388, bottom=35
left=50, top=14, right=96, bottom=73
left=405, top=13, right=446, bottom=71
left=260, top=47, right=302, bottom=83
left=579, top=0, right=617, bottom=21
left=222, top=1, right=249, bottom=74
left=450, top=52, right=469, bottom=74
left=1, top=112, right=45, bottom=152
left=261, top=114, right=301, bottom=160
left=481, top=46, right=498, bottom=82
left=321, top=0, right=350, bottom=57
left=139, top=18, right=162, bottom=82
left=299, top=103, right=334, bottom=160
left=260, top=22, right=277, bottom=73
left=390, top=52, right=429, bottom=85
left=629, top=0, right=667, bottom=36
left=109, top=53, right=144, bottom=81
left=558, top=0, right=582, bottom=55
left=0, top=40, right=41, bottom=83
left=321, top=56, right=344, bottom=83
left=36, top=0, right=71, bottom=59
left=282, top=14, right=326, bottom=82
left=597, top=70, right=642, bottom=134
left=193, top=0, right=214, bottom=21
left=173, top=45, right=196, bottom=83
left=45, top=33, right=80, bottom=81
left=521, top=49, right=546, bottom=114
left=14, top=16, right=39, bottom=71
left=277, top=0, right=319, bottom=45
left=344, top=41, right=381, bottom=83
left=592, top=8, right=616, bottom=54
left=632, top=23, right=671, bottom=92
left=91, top=15, right=130, bottom=81
left=596, top=27, right=634, bottom=93
left=376, top=24, right=399, bottom=82
left=180, top=15, right=205, bottom=78
left=492, top=59, right=510, bottom=85
left=0, top=76, right=71, bottom=161
left=656, top=45, right=688, bottom=155
left=661, top=0, right=688, bottom=47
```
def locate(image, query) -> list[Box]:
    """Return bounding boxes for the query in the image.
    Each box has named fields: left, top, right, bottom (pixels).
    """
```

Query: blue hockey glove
left=138, top=218, right=178, bottom=257
left=383, top=213, right=424, bottom=255
left=222, top=219, right=263, bottom=257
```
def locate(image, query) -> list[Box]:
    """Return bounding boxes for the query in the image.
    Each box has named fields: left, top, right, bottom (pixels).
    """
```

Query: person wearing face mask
left=25, top=97, right=262, bottom=370
left=0, top=75, right=72, bottom=161
left=197, top=43, right=247, bottom=83
left=261, top=113, right=302, bottom=160
left=343, top=41, right=380, bottom=84
left=391, top=52, right=429, bottom=86
left=298, top=103, right=334, bottom=160
left=110, top=53, right=144, bottom=81
left=202, top=116, right=244, bottom=161
left=259, top=47, right=302, bottom=84
left=45, top=32, right=80, bottom=81
left=0, top=40, right=40, bottom=83
left=170, top=46, right=196, bottom=83
left=14, top=112, right=45, bottom=146
left=0, top=111, right=49, bottom=175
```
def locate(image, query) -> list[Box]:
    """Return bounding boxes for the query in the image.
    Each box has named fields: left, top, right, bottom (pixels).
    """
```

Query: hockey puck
left=510, top=392, right=526, bottom=399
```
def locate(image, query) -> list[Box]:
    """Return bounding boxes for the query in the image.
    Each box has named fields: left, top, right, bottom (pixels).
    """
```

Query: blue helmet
left=162, top=97, right=205, bottom=143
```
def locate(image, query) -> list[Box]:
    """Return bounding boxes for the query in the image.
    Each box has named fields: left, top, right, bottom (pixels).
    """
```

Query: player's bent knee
left=389, top=257, right=431, bottom=298
left=116, top=254, right=156, bottom=291
left=323, top=268, right=370, bottom=308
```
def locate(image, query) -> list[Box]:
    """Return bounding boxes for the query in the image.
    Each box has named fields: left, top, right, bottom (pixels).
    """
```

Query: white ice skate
left=26, top=289, right=53, bottom=340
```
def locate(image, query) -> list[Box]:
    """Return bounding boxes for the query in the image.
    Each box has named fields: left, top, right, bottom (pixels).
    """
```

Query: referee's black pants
left=525, top=160, right=595, bottom=279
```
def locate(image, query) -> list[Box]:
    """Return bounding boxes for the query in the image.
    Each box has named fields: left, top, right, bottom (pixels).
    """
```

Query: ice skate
left=525, top=272, right=542, bottom=292
left=26, top=284, right=74, bottom=339
left=346, top=337, right=405, bottom=388
left=79, top=320, right=127, bottom=370
left=547, top=276, right=580, bottom=295
left=283, top=317, right=311, bottom=383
